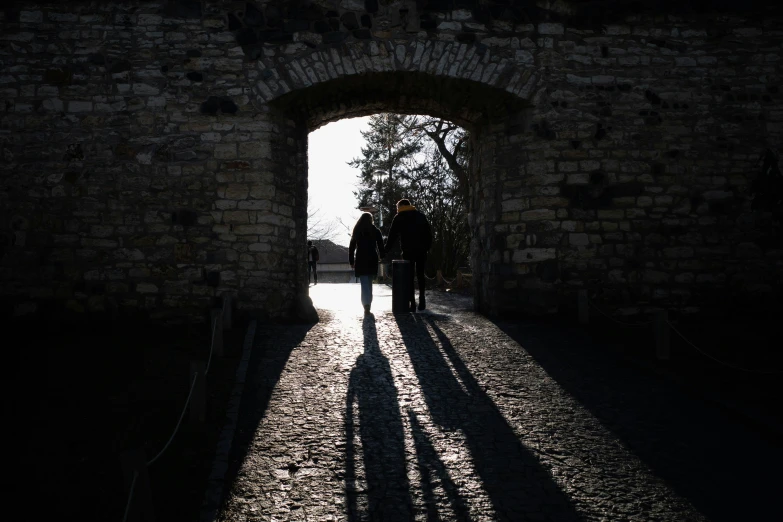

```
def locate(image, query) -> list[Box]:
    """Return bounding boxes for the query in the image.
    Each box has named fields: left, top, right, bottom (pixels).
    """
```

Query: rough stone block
left=136, top=283, right=159, bottom=294
left=501, top=199, right=527, bottom=212
left=528, top=173, right=564, bottom=185
left=233, top=224, right=275, bottom=235
left=558, top=161, right=578, bottom=172
left=249, top=185, right=275, bottom=199
left=566, top=74, right=591, bottom=85
left=566, top=174, right=589, bottom=185
left=68, top=101, right=93, bottom=112
left=201, top=132, right=222, bottom=142
left=579, top=160, right=601, bottom=171
left=216, top=200, right=238, bottom=210
left=733, top=28, right=762, bottom=37
left=569, top=233, right=589, bottom=246
left=675, top=57, right=697, bottom=67
left=592, top=208, right=621, bottom=220
left=512, top=248, right=557, bottom=263
left=515, top=50, right=534, bottom=64
left=248, top=242, right=272, bottom=252
left=223, top=184, right=249, bottom=200
left=20, top=11, right=43, bottom=23
left=223, top=211, right=250, bottom=224
left=238, top=142, right=271, bottom=159
left=538, top=23, right=564, bottom=35
left=520, top=209, right=556, bottom=221
left=48, top=12, right=78, bottom=22
left=214, top=143, right=237, bottom=159
left=138, top=14, right=162, bottom=25
left=604, top=25, right=631, bottom=35
left=438, top=21, right=461, bottom=31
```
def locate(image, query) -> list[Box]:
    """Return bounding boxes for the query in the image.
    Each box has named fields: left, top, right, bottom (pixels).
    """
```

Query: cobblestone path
left=216, top=284, right=780, bottom=522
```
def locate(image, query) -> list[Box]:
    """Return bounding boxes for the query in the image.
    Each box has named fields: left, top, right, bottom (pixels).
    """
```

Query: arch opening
left=269, top=70, right=534, bottom=319
left=306, top=113, right=472, bottom=296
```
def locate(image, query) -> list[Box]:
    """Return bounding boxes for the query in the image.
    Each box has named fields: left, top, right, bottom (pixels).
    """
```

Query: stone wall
left=1, top=0, right=782, bottom=323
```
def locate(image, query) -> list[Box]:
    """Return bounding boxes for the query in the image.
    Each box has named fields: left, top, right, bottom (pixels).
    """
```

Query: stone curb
left=199, top=319, right=257, bottom=522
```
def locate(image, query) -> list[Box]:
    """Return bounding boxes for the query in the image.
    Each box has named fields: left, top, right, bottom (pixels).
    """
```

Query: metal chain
left=667, top=320, right=783, bottom=374
left=146, top=372, right=199, bottom=466
left=122, top=471, right=139, bottom=522
left=588, top=300, right=654, bottom=327
left=206, top=315, right=218, bottom=376
left=125, top=316, right=223, bottom=516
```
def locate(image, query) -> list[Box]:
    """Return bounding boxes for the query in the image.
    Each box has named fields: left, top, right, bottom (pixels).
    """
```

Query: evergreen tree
left=349, top=113, right=471, bottom=277
left=348, top=113, right=422, bottom=232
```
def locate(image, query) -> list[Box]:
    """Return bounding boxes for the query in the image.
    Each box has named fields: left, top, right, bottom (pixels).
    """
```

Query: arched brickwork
left=2, top=0, right=783, bottom=323
left=256, top=52, right=536, bottom=317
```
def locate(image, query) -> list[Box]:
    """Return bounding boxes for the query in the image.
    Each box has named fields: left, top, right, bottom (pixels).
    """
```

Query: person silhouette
left=307, top=240, right=319, bottom=285
left=384, top=199, right=432, bottom=311
left=348, top=212, right=385, bottom=314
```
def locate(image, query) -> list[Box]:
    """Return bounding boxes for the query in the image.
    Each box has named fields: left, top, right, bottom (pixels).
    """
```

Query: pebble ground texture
left=214, top=284, right=781, bottom=522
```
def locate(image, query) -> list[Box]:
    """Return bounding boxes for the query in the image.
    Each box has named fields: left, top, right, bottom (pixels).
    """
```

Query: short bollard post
left=120, top=449, right=155, bottom=522
left=222, top=295, right=233, bottom=330
left=655, top=310, right=670, bottom=360
left=190, top=361, right=206, bottom=423
left=391, top=260, right=412, bottom=313
left=578, top=289, right=589, bottom=325
left=436, top=270, right=443, bottom=286
left=456, top=271, right=463, bottom=288
left=210, top=309, right=224, bottom=357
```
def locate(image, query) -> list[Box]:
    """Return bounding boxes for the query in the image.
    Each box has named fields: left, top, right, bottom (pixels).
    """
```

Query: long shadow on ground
left=394, top=313, right=583, bottom=521
left=344, top=314, right=414, bottom=520
left=492, top=318, right=782, bottom=522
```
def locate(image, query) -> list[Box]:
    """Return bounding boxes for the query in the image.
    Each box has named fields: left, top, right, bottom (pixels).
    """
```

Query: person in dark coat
left=307, top=240, right=319, bottom=285
left=384, top=199, right=432, bottom=311
left=349, top=212, right=385, bottom=314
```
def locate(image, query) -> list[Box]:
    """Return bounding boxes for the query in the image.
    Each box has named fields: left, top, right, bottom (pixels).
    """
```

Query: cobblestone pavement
left=217, top=284, right=781, bottom=522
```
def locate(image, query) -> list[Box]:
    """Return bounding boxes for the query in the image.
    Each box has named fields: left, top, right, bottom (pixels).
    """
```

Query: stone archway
left=247, top=41, right=538, bottom=319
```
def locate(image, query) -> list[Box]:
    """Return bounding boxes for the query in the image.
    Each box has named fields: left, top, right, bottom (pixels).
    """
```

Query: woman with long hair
left=348, top=212, right=385, bottom=314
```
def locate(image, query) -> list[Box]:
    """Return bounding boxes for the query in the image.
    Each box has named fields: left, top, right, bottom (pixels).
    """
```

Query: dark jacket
left=349, top=226, right=385, bottom=277
left=384, top=205, right=432, bottom=257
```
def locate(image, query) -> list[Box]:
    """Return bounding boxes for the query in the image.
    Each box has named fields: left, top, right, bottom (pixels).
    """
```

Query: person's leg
left=313, top=262, right=318, bottom=284
left=416, top=254, right=427, bottom=310
left=359, top=275, right=371, bottom=311
left=308, top=261, right=312, bottom=283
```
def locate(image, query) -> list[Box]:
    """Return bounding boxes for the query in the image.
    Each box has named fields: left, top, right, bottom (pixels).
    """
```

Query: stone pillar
left=471, top=124, right=525, bottom=316
left=229, top=106, right=315, bottom=321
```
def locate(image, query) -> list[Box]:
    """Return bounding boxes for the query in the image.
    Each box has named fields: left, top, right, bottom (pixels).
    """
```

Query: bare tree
left=307, top=202, right=340, bottom=242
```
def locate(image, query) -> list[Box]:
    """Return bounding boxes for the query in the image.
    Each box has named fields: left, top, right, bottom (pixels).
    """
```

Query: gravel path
left=215, top=284, right=780, bottom=521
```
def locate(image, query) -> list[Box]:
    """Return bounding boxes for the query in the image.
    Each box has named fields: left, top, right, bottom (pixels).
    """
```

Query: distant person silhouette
left=307, top=240, right=319, bottom=285
left=384, top=199, right=432, bottom=311
left=348, top=212, right=385, bottom=314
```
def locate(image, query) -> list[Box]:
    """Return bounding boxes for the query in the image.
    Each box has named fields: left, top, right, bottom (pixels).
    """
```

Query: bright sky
left=308, top=116, right=371, bottom=247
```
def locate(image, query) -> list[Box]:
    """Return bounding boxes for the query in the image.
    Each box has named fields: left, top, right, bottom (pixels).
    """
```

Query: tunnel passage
left=264, top=67, right=535, bottom=318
